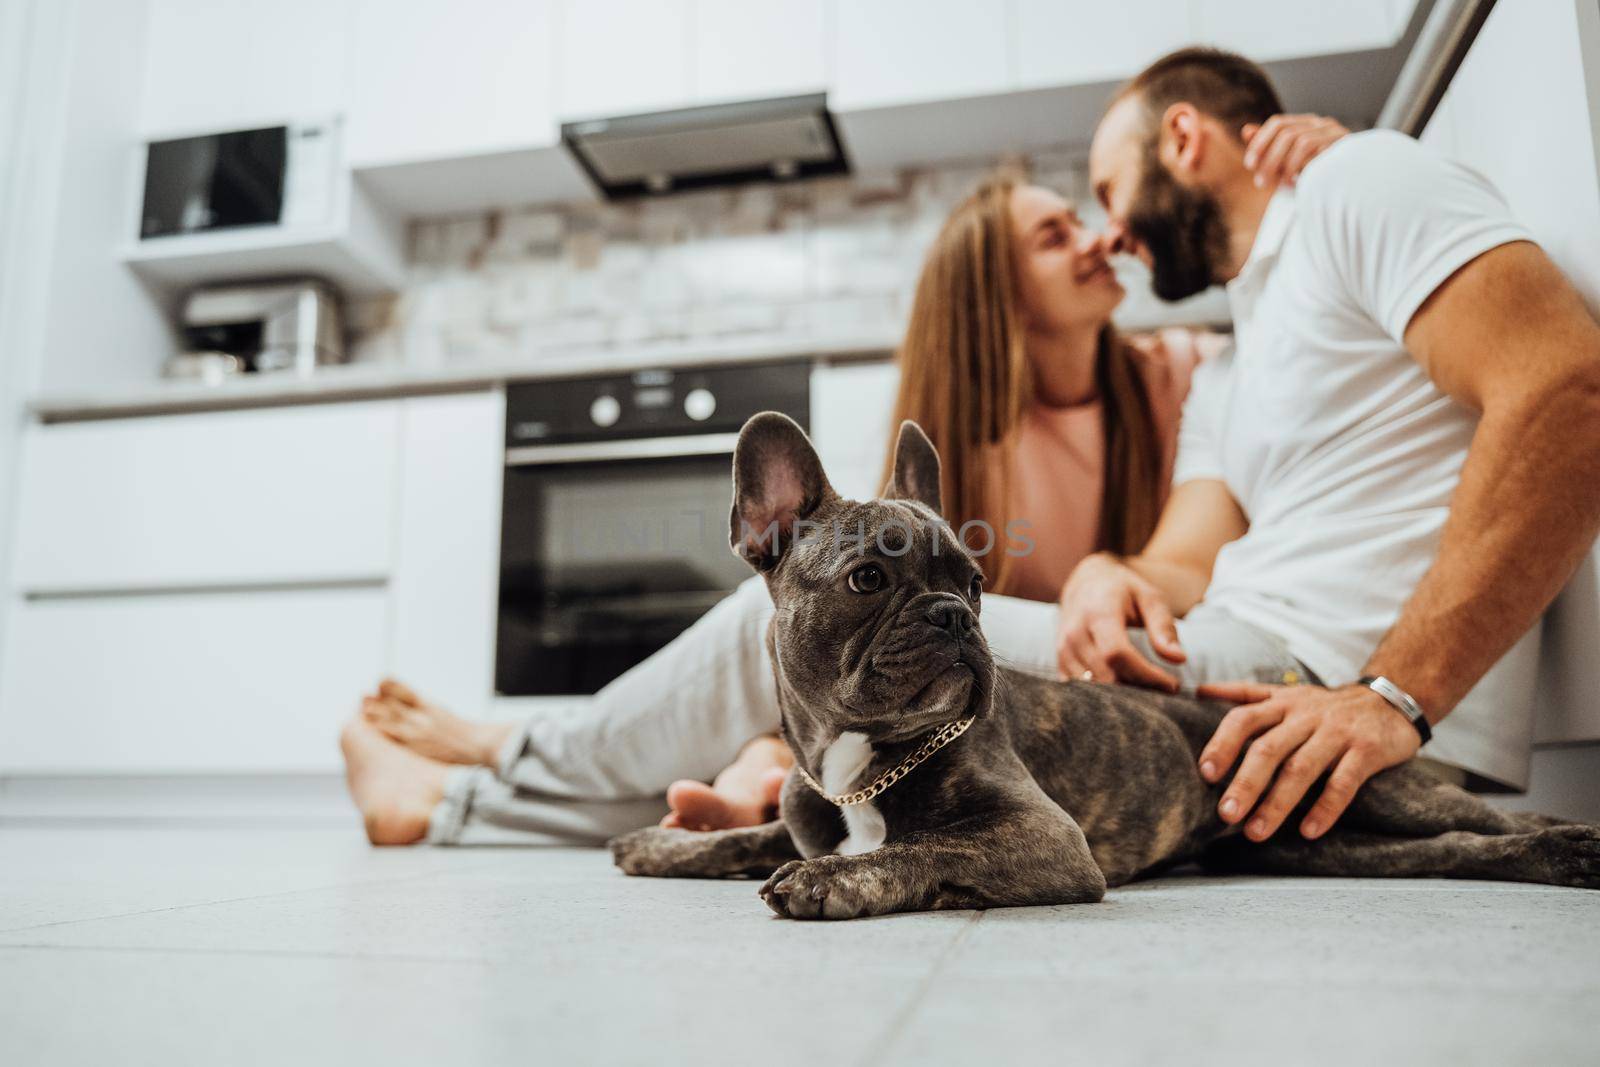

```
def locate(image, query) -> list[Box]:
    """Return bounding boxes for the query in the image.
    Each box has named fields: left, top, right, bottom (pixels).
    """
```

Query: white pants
left=427, top=577, right=1314, bottom=845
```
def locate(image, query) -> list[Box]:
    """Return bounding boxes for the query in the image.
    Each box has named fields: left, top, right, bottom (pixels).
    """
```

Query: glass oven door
left=496, top=450, right=751, bottom=696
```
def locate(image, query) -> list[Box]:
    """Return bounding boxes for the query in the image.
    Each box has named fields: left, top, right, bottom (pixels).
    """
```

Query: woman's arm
left=1056, top=478, right=1248, bottom=687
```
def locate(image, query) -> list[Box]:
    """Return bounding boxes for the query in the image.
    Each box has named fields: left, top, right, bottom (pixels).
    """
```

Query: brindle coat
left=609, top=414, right=1599, bottom=919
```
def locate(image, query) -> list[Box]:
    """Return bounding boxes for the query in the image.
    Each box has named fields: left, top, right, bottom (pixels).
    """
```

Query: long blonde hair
left=883, top=174, right=1163, bottom=596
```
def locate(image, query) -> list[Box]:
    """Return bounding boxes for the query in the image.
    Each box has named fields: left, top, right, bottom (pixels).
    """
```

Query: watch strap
left=1359, top=674, right=1432, bottom=745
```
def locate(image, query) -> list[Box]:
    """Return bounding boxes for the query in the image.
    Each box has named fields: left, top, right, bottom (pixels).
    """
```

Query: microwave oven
left=136, top=119, right=340, bottom=240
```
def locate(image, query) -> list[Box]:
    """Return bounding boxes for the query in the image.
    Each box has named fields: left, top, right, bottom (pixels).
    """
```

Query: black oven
left=496, top=360, right=810, bottom=696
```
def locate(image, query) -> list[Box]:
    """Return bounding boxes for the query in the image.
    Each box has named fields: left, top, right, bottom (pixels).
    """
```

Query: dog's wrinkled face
left=728, top=412, right=997, bottom=747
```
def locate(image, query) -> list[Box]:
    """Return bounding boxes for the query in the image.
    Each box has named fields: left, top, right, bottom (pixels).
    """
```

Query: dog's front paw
left=758, top=857, right=892, bottom=920
left=1522, top=824, right=1600, bottom=889
left=608, top=826, right=695, bottom=877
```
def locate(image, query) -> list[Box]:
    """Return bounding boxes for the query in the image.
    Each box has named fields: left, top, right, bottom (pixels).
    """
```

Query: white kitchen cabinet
left=1014, top=0, right=1194, bottom=90
left=810, top=359, right=899, bottom=503
left=0, top=389, right=510, bottom=777
left=831, top=0, right=1011, bottom=111
left=386, top=391, right=506, bottom=719
left=555, top=0, right=693, bottom=119
left=1191, top=0, right=1395, bottom=63
left=138, top=0, right=353, bottom=137
left=690, top=0, right=828, bottom=104
left=12, top=402, right=401, bottom=594
left=0, top=586, right=387, bottom=773
left=346, top=0, right=558, bottom=168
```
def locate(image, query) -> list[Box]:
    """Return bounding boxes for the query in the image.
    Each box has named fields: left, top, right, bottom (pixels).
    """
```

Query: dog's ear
left=729, top=411, right=836, bottom=571
left=881, top=420, right=943, bottom=516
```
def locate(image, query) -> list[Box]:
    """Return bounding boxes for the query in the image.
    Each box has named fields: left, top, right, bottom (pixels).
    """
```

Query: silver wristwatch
left=1359, top=675, right=1432, bottom=745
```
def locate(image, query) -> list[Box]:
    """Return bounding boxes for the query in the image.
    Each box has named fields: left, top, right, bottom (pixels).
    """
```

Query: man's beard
left=1126, top=150, right=1232, bottom=302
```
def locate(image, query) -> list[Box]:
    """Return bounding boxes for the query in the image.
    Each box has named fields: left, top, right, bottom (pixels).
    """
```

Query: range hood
left=561, top=92, right=849, bottom=200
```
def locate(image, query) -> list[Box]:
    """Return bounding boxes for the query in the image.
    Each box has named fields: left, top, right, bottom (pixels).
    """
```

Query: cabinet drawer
left=0, top=587, right=387, bottom=772
left=13, top=402, right=401, bottom=593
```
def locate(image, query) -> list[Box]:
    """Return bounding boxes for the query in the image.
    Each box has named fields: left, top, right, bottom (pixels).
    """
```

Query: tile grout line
left=0, top=858, right=511, bottom=937
left=0, top=941, right=498, bottom=967
left=851, top=909, right=986, bottom=1067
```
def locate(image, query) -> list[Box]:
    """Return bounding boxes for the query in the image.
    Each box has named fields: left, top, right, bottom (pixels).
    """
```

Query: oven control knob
left=589, top=394, right=621, bottom=428
left=683, top=387, right=716, bottom=422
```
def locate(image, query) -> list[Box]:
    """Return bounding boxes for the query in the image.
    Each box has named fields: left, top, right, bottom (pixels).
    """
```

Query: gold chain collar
left=795, top=717, right=977, bottom=808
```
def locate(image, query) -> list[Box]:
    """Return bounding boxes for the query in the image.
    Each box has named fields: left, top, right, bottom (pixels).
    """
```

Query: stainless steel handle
left=505, top=431, right=740, bottom=466
left=1378, top=0, right=1497, bottom=135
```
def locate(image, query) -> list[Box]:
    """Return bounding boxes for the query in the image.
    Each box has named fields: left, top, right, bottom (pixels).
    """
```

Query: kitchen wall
left=0, top=0, right=35, bottom=684
left=17, top=0, right=175, bottom=396
left=349, top=153, right=1227, bottom=368
left=1428, top=0, right=1600, bottom=820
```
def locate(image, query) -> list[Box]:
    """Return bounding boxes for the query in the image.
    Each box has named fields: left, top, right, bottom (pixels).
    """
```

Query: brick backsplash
left=348, top=150, right=1212, bottom=367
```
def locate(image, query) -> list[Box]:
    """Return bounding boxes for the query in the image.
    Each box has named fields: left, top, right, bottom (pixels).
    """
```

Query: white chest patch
left=820, top=731, right=886, bottom=856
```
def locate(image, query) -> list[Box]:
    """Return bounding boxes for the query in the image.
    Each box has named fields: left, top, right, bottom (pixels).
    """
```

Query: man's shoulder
left=1293, top=129, right=1436, bottom=205
left=1308, top=128, right=1424, bottom=167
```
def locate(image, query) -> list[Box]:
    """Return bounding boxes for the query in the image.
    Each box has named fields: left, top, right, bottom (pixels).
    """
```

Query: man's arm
left=1056, top=478, right=1248, bottom=688
left=1199, top=241, right=1600, bottom=841
left=1368, top=240, right=1600, bottom=710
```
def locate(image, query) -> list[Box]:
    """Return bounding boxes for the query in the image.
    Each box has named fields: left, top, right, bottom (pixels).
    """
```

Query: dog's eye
left=847, top=563, right=885, bottom=594
left=969, top=576, right=983, bottom=601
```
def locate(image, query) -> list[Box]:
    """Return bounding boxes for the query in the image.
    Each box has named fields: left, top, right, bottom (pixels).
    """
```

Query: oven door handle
left=505, top=431, right=741, bottom=467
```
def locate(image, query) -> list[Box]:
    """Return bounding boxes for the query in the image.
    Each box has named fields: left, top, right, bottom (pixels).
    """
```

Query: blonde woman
left=341, top=117, right=1346, bottom=846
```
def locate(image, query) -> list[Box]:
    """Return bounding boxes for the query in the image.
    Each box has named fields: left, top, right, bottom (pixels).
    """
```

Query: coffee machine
left=167, top=279, right=345, bottom=380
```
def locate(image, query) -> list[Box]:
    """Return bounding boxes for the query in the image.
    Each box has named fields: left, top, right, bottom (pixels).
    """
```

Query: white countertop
left=29, top=333, right=898, bottom=422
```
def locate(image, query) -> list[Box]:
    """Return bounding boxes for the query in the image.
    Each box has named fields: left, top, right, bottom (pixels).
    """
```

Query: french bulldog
left=608, top=412, right=1600, bottom=919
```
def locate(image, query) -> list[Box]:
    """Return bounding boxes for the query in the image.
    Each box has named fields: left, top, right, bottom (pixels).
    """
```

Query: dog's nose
left=925, top=600, right=975, bottom=637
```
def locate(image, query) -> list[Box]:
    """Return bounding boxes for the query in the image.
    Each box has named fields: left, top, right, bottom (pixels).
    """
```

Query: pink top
left=996, top=329, right=1220, bottom=604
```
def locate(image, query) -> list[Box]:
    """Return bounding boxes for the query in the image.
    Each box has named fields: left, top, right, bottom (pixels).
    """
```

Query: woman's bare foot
left=360, top=678, right=513, bottom=767
left=661, top=735, right=793, bottom=831
left=339, top=718, right=450, bottom=845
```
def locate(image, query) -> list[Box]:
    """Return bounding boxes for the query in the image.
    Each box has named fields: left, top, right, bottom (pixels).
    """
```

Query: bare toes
left=379, top=678, right=422, bottom=708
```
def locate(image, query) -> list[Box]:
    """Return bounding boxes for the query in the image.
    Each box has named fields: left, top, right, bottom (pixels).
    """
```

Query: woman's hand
left=1243, top=114, right=1350, bottom=189
left=1056, top=553, right=1185, bottom=692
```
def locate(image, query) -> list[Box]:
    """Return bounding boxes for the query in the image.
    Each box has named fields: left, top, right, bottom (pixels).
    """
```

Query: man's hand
left=1242, top=113, right=1349, bottom=189
left=1056, top=553, right=1185, bottom=691
left=1195, top=681, right=1423, bottom=841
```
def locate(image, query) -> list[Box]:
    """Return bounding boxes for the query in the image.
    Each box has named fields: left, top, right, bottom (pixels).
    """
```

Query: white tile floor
left=1, top=825, right=1597, bottom=1067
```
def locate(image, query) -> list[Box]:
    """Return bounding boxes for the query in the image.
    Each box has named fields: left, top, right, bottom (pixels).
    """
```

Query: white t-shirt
left=1173, top=130, right=1533, bottom=780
